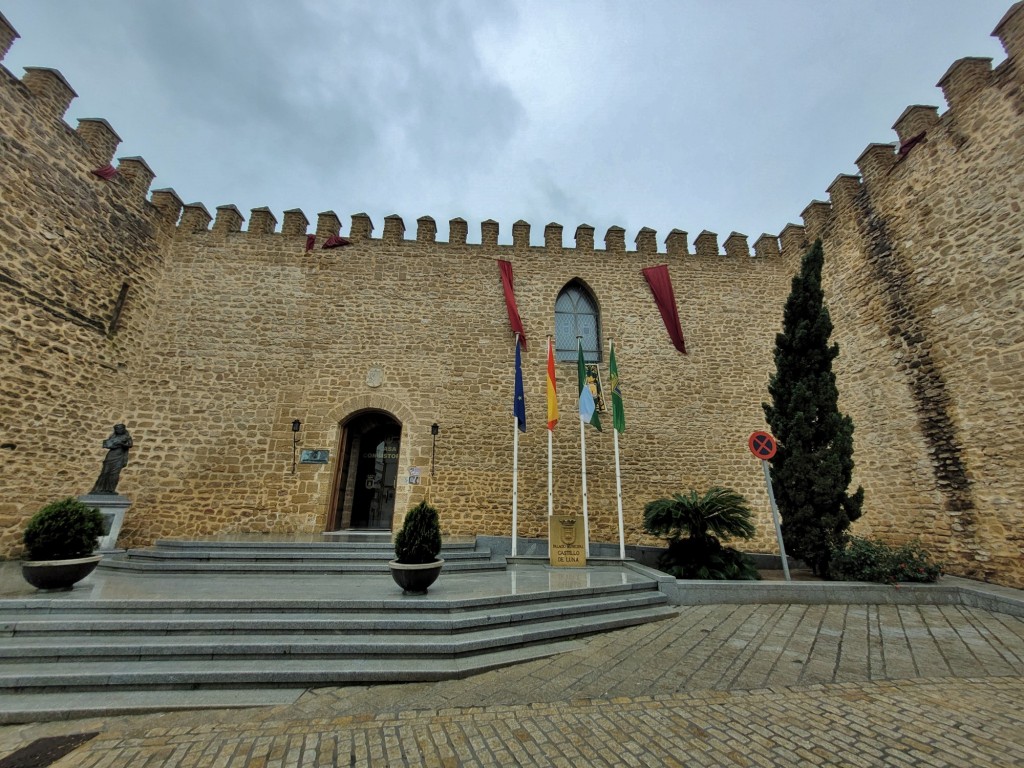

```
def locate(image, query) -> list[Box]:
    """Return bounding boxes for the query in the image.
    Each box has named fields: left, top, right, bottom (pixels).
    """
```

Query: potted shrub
left=388, top=500, right=444, bottom=595
left=21, top=497, right=105, bottom=590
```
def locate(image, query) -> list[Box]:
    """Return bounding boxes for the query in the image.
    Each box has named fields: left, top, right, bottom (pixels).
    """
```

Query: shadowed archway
left=329, top=410, right=402, bottom=531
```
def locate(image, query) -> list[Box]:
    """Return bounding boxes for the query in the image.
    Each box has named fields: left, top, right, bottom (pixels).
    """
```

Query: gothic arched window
left=554, top=281, right=600, bottom=362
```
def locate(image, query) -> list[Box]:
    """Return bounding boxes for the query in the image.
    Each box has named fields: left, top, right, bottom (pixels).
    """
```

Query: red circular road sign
left=748, top=431, right=777, bottom=460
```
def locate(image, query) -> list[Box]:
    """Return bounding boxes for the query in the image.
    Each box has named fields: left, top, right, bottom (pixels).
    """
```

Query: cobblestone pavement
left=2, top=603, right=1023, bottom=766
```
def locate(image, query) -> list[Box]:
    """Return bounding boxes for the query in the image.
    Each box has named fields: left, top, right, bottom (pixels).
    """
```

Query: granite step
left=115, top=547, right=491, bottom=562
left=0, top=592, right=671, bottom=638
left=0, top=640, right=598, bottom=692
left=0, top=641, right=586, bottom=723
left=98, top=536, right=499, bottom=573
left=0, top=606, right=677, bottom=665
left=0, top=568, right=674, bottom=722
left=153, top=537, right=478, bottom=550
left=0, top=688, right=310, bottom=724
left=96, top=558, right=504, bottom=574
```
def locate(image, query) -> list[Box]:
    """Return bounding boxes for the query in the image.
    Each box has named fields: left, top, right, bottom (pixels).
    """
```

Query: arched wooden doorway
left=328, top=411, right=402, bottom=531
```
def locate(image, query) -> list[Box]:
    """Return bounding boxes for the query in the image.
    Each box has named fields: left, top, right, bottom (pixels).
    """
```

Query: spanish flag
left=546, top=337, right=559, bottom=431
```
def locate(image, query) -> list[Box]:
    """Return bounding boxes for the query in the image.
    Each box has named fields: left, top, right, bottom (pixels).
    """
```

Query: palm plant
left=643, top=487, right=760, bottom=580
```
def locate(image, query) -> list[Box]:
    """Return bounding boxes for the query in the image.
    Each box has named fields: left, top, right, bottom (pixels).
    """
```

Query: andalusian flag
left=609, top=340, right=625, bottom=434
left=546, top=337, right=559, bottom=430
left=577, top=338, right=601, bottom=431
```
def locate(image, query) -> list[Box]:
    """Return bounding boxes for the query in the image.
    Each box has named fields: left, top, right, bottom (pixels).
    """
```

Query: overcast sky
left=2, top=1, right=1010, bottom=246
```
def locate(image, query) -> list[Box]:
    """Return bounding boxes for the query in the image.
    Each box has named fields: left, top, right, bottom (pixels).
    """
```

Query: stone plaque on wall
left=300, top=449, right=329, bottom=464
left=549, top=515, right=585, bottom=567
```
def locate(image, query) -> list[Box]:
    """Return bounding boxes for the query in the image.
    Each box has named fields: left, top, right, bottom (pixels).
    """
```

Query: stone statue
left=90, top=424, right=133, bottom=495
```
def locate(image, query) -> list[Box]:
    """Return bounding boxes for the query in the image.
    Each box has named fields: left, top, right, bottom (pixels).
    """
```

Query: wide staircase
left=0, top=536, right=677, bottom=722
left=98, top=532, right=504, bottom=574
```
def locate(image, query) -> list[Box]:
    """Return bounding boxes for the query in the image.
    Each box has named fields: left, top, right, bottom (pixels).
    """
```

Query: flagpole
left=580, top=415, right=590, bottom=559
left=613, top=424, right=625, bottom=560
left=512, top=416, right=519, bottom=557
left=547, top=427, right=553, bottom=559
left=577, top=336, right=591, bottom=559
left=512, top=333, right=520, bottom=558
left=547, top=428, right=553, bottom=519
left=547, top=335, right=554, bottom=523
left=611, top=340, right=625, bottom=560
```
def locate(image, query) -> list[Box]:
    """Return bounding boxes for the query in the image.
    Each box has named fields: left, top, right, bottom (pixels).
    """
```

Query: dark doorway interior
left=334, top=412, right=402, bottom=530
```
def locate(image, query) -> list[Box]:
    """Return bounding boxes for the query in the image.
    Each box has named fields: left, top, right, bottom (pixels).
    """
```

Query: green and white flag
left=609, top=340, right=625, bottom=434
left=577, top=339, right=601, bottom=431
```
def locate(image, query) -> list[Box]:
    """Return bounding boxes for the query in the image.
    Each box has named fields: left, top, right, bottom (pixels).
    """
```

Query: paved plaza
left=0, top=595, right=1022, bottom=766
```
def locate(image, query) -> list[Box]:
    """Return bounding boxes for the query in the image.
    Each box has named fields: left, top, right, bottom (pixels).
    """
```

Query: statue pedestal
left=79, top=494, right=131, bottom=551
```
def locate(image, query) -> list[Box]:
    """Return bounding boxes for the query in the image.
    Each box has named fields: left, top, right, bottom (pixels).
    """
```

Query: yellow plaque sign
left=549, top=515, right=585, bottom=567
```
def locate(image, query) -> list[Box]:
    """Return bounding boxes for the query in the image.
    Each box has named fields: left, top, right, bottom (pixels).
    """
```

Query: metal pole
left=762, top=459, right=791, bottom=581
left=577, top=336, right=591, bottom=559
left=547, top=428, right=553, bottom=560
left=614, top=428, right=625, bottom=560
left=580, top=416, right=590, bottom=559
left=512, top=413, right=519, bottom=557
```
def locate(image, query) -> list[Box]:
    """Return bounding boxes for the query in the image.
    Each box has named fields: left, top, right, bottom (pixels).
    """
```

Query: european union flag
left=514, top=336, right=527, bottom=433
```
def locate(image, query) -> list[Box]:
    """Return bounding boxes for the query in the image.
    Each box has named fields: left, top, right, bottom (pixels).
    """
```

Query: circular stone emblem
left=366, top=366, right=384, bottom=388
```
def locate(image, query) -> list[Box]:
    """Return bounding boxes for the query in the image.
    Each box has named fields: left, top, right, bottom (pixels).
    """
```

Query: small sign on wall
left=407, top=466, right=422, bottom=485
left=300, top=449, right=329, bottom=464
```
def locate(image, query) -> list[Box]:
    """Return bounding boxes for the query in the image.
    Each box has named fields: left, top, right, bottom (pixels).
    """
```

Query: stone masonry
left=0, top=5, right=1021, bottom=586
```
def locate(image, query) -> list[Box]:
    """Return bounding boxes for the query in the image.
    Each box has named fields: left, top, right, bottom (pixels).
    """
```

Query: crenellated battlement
left=2, top=3, right=1021, bottom=269
left=0, top=14, right=161, bottom=216
left=787, top=0, right=1024, bottom=244
left=0, top=11, right=18, bottom=60
left=160, top=202, right=812, bottom=262
left=154, top=186, right=810, bottom=260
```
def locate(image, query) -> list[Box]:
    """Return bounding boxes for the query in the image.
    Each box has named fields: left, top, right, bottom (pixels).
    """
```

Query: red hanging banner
left=497, top=260, right=527, bottom=348
left=642, top=264, right=687, bottom=354
left=322, top=235, right=351, bottom=249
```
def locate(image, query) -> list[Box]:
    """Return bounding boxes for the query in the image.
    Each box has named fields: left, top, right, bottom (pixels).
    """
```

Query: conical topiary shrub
left=390, top=501, right=444, bottom=595
left=394, top=501, right=442, bottom=564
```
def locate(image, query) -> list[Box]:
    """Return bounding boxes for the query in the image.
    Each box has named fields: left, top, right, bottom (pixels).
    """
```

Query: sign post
left=748, top=431, right=791, bottom=582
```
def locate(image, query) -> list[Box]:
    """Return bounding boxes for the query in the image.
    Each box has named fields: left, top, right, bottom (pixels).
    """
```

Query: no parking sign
left=748, top=431, right=777, bottom=461
left=748, top=430, right=790, bottom=581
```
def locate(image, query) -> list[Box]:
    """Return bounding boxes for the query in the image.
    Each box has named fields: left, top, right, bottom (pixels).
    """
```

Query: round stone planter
left=388, top=558, right=444, bottom=595
left=21, top=554, right=102, bottom=591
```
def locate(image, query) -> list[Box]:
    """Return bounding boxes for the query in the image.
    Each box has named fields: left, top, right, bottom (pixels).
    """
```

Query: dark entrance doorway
left=332, top=412, right=402, bottom=530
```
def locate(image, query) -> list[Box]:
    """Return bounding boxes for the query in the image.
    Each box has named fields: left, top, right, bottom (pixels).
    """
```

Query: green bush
left=394, top=501, right=442, bottom=564
left=644, top=487, right=761, bottom=581
left=830, top=537, right=942, bottom=584
left=23, top=497, right=105, bottom=561
left=763, top=240, right=863, bottom=577
left=656, top=537, right=761, bottom=580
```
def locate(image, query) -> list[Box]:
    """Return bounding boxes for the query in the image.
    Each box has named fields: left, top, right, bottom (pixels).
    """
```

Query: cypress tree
left=763, top=239, right=864, bottom=577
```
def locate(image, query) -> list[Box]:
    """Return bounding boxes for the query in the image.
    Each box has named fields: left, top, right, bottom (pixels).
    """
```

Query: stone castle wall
left=812, top=21, right=1024, bottom=584
left=116, top=216, right=797, bottom=552
left=0, top=5, right=1021, bottom=586
left=0, top=13, right=177, bottom=557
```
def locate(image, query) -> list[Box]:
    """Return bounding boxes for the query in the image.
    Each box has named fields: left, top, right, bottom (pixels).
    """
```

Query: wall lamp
left=430, top=423, right=439, bottom=477
left=291, top=419, right=302, bottom=474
